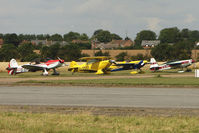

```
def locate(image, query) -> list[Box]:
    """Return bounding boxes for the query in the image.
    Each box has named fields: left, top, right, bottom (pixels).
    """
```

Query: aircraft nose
left=59, top=60, right=64, bottom=63
left=192, top=60, right=195, bottom=63
left=109, top=60, right=115, bottom=63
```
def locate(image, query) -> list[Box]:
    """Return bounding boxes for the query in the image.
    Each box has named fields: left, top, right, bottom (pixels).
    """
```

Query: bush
left=131, top=53, right=150, bottom=60
left=21, top=53, right=40, bottom=62
left=95, top=50, right=110, bottom=56
left=115, top=52, right=127, bottom=61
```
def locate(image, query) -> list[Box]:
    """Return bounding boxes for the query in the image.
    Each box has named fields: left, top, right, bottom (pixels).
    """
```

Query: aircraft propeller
left=109, top=60, right=117, bottom=64
left=57, top=57, right=67, bottom=66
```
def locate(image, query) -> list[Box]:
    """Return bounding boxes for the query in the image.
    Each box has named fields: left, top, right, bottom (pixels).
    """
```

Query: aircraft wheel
left=52, top=72, right=60, bottom=75
left=185, top=69, right=192, bottom=72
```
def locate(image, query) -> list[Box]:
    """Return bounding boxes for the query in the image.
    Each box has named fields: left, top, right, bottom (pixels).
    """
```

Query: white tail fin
left=7, top=59, right=19, bottom=75
left=150, top=58, right=159, bottom=70
left=10, top=59, right=19, bottom=68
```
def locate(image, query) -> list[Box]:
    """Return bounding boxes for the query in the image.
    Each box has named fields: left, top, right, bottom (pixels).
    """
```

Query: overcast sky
left=0, top=0, right=198, bottom=39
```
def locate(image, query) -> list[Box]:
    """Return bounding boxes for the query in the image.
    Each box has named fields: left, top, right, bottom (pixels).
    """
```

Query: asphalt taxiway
left=0, top=86, right=199, bottom=108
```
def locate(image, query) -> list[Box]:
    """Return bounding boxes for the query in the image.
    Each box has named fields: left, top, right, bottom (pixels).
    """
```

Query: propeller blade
left=109, top=60, right=116, bottom=64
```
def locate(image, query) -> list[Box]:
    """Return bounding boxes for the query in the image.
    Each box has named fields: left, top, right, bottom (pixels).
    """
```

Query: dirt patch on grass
left=0, top=105, right=199, bottom=117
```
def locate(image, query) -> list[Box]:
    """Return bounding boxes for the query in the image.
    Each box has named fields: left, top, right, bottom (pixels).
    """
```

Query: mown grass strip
left=0, top=112, right=199, bottom=133
left=17, top=77, right=199, bottom=87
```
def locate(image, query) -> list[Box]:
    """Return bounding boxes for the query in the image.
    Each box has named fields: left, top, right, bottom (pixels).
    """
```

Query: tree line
left=0, top=27, right=199, bottom=61
left=0, top=30, right=123, bottom=46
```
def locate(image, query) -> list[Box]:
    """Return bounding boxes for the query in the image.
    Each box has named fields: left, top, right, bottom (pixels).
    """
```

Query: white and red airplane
left=6, top=58, right=65, bottom=76
left=150, top=58, right=195, bottom=72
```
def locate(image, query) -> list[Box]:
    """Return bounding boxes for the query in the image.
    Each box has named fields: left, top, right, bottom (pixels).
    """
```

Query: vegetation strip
left=16, top=77, right=199, bottom=87
left=0, top=105, right=199, bottom=132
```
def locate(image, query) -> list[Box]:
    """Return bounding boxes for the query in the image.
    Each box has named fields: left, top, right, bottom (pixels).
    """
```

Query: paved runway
left=0, top=86, right=199, bottom=108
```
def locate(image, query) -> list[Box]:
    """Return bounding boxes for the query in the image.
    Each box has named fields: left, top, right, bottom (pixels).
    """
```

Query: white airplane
left=6, top=58, right=65, bottom=76
left=150, top=58, right=195, bottom=72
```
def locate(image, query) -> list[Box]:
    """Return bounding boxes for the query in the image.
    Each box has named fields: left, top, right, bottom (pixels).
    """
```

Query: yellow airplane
left=110, top=60, right=148, bottom=74
left=68, top=56, right=114, bottom=74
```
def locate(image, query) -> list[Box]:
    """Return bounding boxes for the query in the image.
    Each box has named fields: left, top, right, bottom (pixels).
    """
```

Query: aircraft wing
left=22, top=64, right=46, bottom=72
left=166, top=62, right=182, bottom=67
left=111, top=63, right=136, bottom=71
left=111, top=60, right=147, bottom=72
left=114, top=63, right=136, bottom=67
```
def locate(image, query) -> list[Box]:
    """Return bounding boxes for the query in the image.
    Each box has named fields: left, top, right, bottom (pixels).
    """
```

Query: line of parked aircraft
left=6, top=56, right=195, bottom=76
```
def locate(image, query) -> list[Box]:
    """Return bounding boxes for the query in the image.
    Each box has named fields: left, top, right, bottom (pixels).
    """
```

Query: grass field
left=0, top=112, right=199, bottom=133
left=1, top=69, right=198, bottom=87
left=17, top=76, right=199, bottom=87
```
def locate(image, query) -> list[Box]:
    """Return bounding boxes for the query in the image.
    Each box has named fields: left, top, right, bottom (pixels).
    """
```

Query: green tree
left=151, top=43, right=174, bottom=61
left=50, top=34, right=63, bottom=41
left=158, top=27, right=180, bottom=43
left=44, top=34, right=51, bottom=40
left=47, top=43, right=61, bottom=59
left=93, top=29, right=103, bottom=36
left=180, top=28, right=190, bottom=40
left=124, top=36, right=131, bottom=40
left=21, top=34, right=36, bottom=40
left=0, top=33, right=3, bottom=39
left=134, top=30, right=157, bottom=47
left=36, top=34, right=45, bottom=40
left=115, top=52, right=127, bottom=61
left=0, top=44, right=19, bottom=61
left=95, top=30, right=112, bottom=43
left=76, top=43, right=91, bottom=49
left=18, top=43, right=36, bottom=61
left=81, top=53, right=90, bottom=57
left=22, top=53, right=40, bottom=62
left=93, top=29, right=122, bottom=43
left=95, top=50, right=110, bottom=56
left=189, top=30, right=199, bottom=43
left=4, top=33, right=20, bottom=47
left=40, top=46, right=50, bottom=59
left=172, top=41, right=194, bottom=60
left=63, top=32, right=80, bottom=42
left=58, top=44, right=81, bottom=61
left=111, top=33, right=122, bottom=40
left=79, top=33, right=89, bottom=41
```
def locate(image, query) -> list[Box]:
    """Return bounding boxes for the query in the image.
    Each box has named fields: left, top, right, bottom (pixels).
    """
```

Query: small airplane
left=110, top=60, right=148, bottom=74
left=150, top=58, right=195, bottom=72
left=6, top=57, right=65, bottom=76
left=68, top=56, right=115, bottom=74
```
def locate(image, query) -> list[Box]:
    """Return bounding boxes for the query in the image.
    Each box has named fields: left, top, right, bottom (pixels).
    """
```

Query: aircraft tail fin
left=137, top=60, right=148, bottom=69
left=6, top=59, right=19, bottom=75
left=150, top=58, right=159, bottom=71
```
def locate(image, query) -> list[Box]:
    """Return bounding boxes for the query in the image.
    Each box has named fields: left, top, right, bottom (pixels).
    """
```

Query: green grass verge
left=0, top=70, right=142, bottom=78
left=0, top=112, right=199, bottom=133
left=0, top=69, right=186, bottom=78
left=18, top=77, right=199, bottom=87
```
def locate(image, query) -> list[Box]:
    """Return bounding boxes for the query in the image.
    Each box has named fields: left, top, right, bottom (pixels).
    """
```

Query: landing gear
left=52, top=68, right=60, bottom=75
left=185, top=69, right=192, bottom=72
left=42, top=69, right=48, bottom=76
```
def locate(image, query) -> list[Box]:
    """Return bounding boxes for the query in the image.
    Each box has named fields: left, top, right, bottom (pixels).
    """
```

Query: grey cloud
left=0, top=0, right=199, bottom=38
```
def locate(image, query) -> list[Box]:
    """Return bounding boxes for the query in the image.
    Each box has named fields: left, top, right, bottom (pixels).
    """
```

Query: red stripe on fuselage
left=43, top=60, right=59, bottom=66
left=181, top=61, right=189, bottom=64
